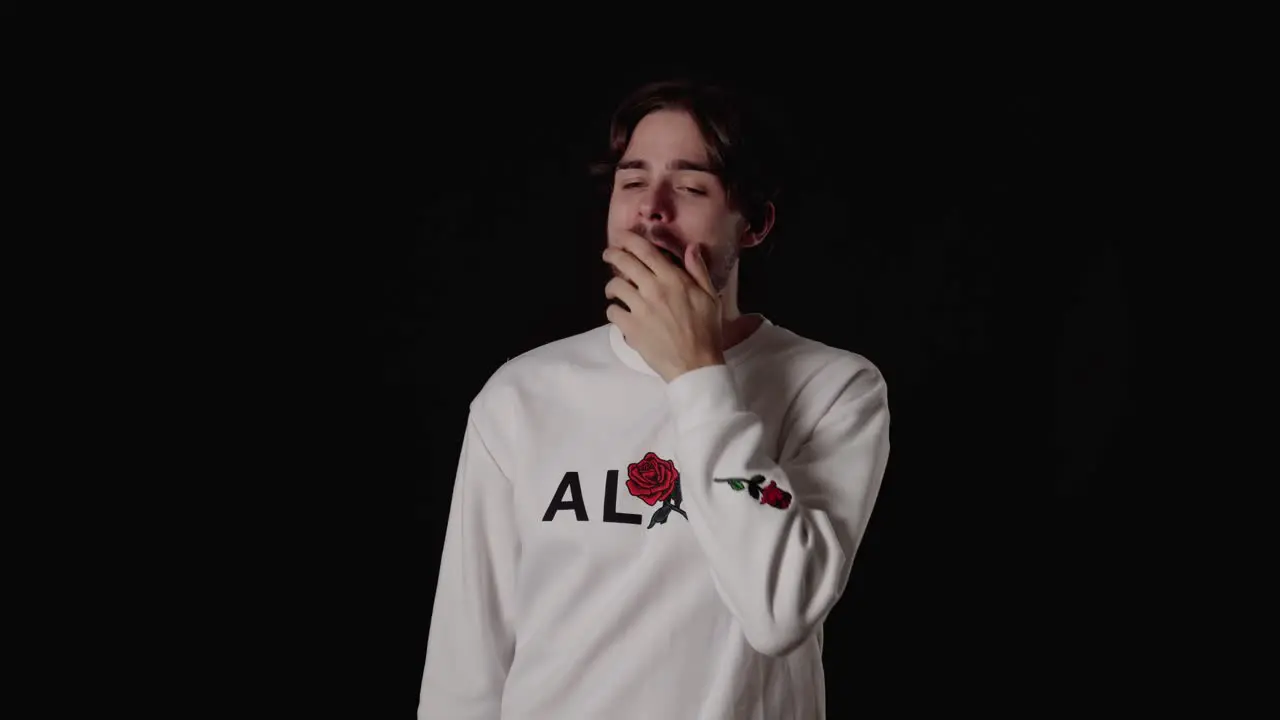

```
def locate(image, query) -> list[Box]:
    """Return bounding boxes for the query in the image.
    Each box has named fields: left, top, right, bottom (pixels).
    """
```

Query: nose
left=637, top=183, right=674, bottom=223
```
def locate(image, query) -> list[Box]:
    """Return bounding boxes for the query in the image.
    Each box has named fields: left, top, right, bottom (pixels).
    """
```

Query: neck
left=718, top=265, right=761, bottom=351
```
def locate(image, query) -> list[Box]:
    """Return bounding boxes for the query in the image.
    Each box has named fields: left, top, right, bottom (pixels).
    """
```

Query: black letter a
left=542, top=472, right=589, bottom=522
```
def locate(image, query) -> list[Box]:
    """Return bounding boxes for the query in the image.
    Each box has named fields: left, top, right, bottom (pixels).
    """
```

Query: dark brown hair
left=590, top=79, right=782, bottom=231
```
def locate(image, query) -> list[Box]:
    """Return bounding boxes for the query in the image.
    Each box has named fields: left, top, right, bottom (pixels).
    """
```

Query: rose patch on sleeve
left=625, top=451, right=688, bottom=529
left=713, top=475, right=792, bottom=510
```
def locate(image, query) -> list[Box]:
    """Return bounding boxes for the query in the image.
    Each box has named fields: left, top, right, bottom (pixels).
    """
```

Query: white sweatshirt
left=419, top=316, right=890, bottom=720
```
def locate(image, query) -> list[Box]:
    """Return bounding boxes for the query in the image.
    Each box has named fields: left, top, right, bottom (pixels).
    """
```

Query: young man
left=419, top=80, right=891, bottom=719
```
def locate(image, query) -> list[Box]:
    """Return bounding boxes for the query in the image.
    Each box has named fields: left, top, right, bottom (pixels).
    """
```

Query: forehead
left=621, top=109, right=711, bottom=164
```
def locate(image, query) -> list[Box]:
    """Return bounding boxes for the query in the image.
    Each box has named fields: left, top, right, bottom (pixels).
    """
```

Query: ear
left=738, top=201, right=776, bottom=249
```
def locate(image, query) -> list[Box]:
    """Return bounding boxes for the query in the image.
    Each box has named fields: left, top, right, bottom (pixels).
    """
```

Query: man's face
left=605, top=109, right=747, bottom=293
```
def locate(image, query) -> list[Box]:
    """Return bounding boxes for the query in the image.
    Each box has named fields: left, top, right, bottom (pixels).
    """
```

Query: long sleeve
left=666, top=360, right=890, bottom=657
left=418, top=411, right=521, bottom=720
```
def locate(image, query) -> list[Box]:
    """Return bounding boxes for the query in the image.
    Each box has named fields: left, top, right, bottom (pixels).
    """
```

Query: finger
left=604, top=276, right=643, bottom=313
left=684, top=244, right=715, bottom=296
left=615, top=230, right=677, bottom=279
left=605, top=300, right=630, bottom=327
left=603, top=246, right=655, bottom=289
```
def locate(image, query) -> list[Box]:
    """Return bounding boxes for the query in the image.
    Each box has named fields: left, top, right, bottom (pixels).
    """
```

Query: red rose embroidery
left=626, top=451, right=688, bottom=529
left=713, top=474, right=792, bottom=511
left=626, top=451, right=679, bottom=506
left=759, top=480, right=792, bottom=509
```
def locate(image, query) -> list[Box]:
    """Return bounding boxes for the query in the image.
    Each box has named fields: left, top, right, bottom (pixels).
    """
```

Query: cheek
left=607, top=191, right=634, bottom=221
left=685, top=204, right=735, bottom=238
left=686, top=218, right=735, bottom=254
left=715, top=210, right=746, bottom=238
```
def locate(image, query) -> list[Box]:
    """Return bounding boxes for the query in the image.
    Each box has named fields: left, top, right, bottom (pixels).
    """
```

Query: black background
left=160, top=42, right=1139, bottom=716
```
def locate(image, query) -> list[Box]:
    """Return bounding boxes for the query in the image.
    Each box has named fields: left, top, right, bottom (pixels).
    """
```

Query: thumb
left=685, top=244, right=715, bottom=295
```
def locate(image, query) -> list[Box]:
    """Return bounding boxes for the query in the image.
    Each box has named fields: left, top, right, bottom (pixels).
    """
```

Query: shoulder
left=758, top=326, right=890, bottom=452
left=762, top=323, right=886, bottom=397
left=469, top=323, right=613, bottom=419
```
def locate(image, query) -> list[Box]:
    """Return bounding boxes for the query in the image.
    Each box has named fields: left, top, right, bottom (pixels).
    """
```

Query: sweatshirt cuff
left=666, top=363, right=745, bottom=431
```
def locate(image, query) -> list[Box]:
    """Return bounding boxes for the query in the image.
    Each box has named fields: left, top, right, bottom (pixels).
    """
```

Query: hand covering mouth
left=633, top=224, right=685, bottom=270
left=655, top=245, right=684, bottom=269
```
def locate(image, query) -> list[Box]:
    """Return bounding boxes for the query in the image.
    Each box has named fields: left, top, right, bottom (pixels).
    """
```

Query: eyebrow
left=616, top=159, right=717, bottom=174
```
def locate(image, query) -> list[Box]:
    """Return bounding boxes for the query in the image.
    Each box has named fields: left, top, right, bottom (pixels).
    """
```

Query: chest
left=515, top=402, right=679, bottom=536
left=511, top=393, right=786, bottom=550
